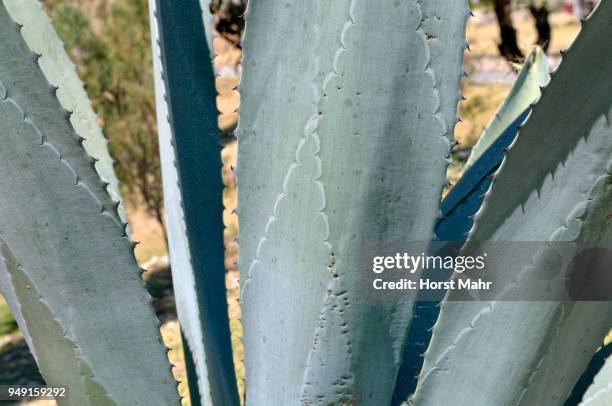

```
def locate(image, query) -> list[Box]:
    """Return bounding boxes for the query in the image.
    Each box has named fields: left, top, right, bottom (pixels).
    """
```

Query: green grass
left=0, top=301, right=18, bottom=336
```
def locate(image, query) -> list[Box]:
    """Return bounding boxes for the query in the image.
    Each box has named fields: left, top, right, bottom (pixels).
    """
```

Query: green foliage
left=0, top=302, right=17, bottom=336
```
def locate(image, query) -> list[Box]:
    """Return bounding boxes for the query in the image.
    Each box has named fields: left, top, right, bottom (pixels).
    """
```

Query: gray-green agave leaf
left=0, top=1, right=177, bottom=404
left=466, top=46, right=549, bottom=168
left=238, top=1, right=466, bottom=404
left=3, top=0, right=128, bottom=227
left=413, top=2, right=612, bottom=405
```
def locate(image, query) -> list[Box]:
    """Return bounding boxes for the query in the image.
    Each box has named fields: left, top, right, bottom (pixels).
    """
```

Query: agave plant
left=0, top=0, right=611, bottom=405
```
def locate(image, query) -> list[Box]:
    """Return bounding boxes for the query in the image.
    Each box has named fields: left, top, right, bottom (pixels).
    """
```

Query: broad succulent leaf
left=580, top=348, right=612, bottom=405
left=149, top=0, right=239, bottom=404
left=465, top=46, right=549, bottom=168
left=3, top=0, right=127, bottom=226
left=414, top=2, right=612, bottom=405
left=0, top=2, right=177, bottom=404
left=392, top=109, right=529, bottom=404
left=238, top=1, right=465, bottom=404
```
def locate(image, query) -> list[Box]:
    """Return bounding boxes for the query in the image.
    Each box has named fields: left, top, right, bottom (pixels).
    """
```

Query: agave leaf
left=414, top=3, right=612, bottom=405
left=580, top=349, right=612, bottom=405
left=0, top=2, right=177, bottom=403
left=0, top=244, right=116, bottom=406
left=421, top=0, right=470, bottom=141
left=148, top=2, right=209, bottom=405
left=3, top=0, right=127, bottom=227
left=238, top=1, right=465, bottom=404
left=149, top=0, right=239, bottom=404
left=0, top=253, right=35, bottom=356
left=0, top=0, right=129, bottom=361
left=436, top=109, right=530, bottom=241
left=392, top=109, right=529, bottom=404
left=465, top=46, right=549, bottom=168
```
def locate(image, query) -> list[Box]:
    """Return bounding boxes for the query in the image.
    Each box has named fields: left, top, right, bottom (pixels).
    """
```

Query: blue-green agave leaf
left=0, top=1, right=177, bottom=404
left=392, top=108, right=529, bottom=404
left=3, top=0, right=128, bottom=227
left=465, top=46, right=549, bottom=168
left=149, top=0, right=239, bottom=404
left=414, top=2, right=612, bottom=405
left=238, top=1, right=465, bottom=404
left=148, top=2, right=209, bottom=405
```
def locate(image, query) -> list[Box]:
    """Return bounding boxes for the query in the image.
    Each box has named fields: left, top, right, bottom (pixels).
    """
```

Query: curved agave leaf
left=149, top=0, right=239, bottom=405
left=3, top=0, right=127, bottom=226
left=238, top=1, right=465, bottom=404
left=436, top=109, right=530, bottom=241
left=392, top=109, right=529, bottom=404
left=414, top=3, right=612, bottom=405
left=580, top=349, right=612, bottom=405
left=465, top=46, right=549, bottom=168
left=0, top=2, right=177, bottom=404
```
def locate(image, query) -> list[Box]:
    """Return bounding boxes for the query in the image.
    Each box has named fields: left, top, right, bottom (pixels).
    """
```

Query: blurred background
left=0, top=0, right=595, bottom=404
